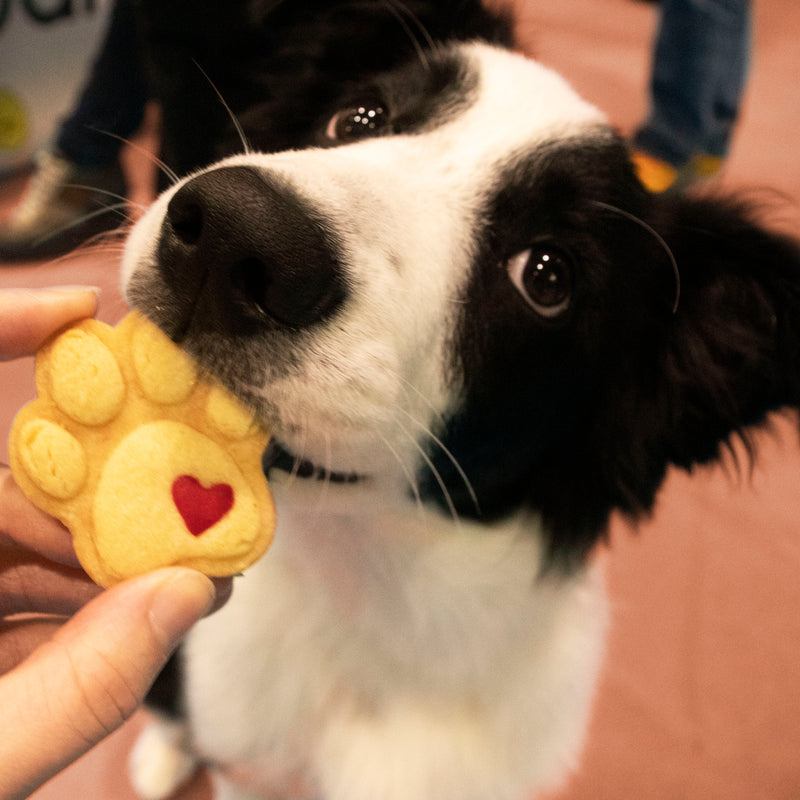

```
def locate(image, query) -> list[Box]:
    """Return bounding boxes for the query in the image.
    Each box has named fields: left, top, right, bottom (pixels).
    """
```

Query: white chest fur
left=181, top=479, right=608, bottom=800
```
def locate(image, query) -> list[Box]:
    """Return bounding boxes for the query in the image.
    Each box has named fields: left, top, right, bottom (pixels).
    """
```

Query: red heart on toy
left=171, top=475, right=234, bottom=536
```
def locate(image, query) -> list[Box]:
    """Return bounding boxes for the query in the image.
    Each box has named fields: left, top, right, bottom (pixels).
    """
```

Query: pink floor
left=2, top=0, right=799, bottom=797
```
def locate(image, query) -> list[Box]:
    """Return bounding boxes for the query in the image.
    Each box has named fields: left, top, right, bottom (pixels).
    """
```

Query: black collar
left=262, top=441, right=363, bottom=484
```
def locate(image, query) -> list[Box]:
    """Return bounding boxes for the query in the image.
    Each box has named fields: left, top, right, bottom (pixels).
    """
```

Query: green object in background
left=0, top=1, right=111, bottom=176
left=0, top=88, right=29, bottom=151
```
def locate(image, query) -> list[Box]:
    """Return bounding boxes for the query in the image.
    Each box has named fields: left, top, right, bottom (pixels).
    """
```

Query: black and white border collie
left=122, top=23, right=800, bottom=800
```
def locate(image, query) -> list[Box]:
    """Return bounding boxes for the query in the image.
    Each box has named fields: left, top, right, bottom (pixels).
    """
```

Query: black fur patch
left=135, top=0, right=512, bottom=183
left=145, top=649, right=184, bottom=718
left=419, top=134, right=800, bottom=569
left=314, top=48, right=480, bottom=146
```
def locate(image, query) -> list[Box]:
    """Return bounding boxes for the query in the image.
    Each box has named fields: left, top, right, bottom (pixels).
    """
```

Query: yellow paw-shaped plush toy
left=9, top=312, right=275, bottom=587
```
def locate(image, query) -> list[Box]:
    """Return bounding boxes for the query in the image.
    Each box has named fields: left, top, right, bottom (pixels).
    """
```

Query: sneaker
left=630, top=150, right=724, bottom=193
left=0, top=149, right=127, bottom=261
left=688, top=153, right=724, bottom=182
left=630, top=150, right=679, bottom=193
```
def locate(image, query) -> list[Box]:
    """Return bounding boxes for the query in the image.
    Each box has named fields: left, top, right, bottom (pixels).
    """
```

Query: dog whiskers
left=89, top=127, right=180, bottom=186
left=395, top=423, right=463, bottom=527
left=313, top=429, right=334, bottom=513
left=192, top=59, right=252, bottom=156
left=389, top=371, right=479, bottom=515
left=27, top=201, right=131, bottom=252
left=396, top=406, right=480, bottom=517
left=375, top=427, right=425, bottom=517
left=285, top=419, right=310, bottom=487
left=79, top=227, right=132, bottom=255
left=393, top=372, right=447, bottom=429
left=381, top=0, right=434, bottom=72
left=42, top=238, right=126, bottom=271
left=64, top=183, right=148, bottom=215
left=592, top=199, right=681, bottom=314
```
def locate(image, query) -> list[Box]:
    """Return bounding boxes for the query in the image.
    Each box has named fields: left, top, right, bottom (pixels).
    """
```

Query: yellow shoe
left=630, top=150, right=725, bottom=193
left=630, top=150, right=679, bottom=193
left=688, top=153, right=724, bottom=180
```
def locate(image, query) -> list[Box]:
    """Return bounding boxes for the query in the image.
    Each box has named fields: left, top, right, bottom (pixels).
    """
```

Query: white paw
left=130, top=718, right=199, bottom=800
left=211, top=773, right=274, bottom=800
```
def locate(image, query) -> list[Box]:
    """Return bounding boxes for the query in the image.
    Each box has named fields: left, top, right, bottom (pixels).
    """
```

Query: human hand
left=0, top=287, right=223, bottom=800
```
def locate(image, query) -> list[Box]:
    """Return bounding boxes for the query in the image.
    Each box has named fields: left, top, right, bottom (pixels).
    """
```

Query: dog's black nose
left=157, top=165, right=346, bottom=336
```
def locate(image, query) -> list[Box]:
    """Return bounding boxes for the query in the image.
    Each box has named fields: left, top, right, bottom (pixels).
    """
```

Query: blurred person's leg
left=0, top=0, right=148, bottom=260
left=632, top=0, right=751, bottom=192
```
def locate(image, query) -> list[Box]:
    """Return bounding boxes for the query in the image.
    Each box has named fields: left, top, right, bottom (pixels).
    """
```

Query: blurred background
left=1, top=0, right=799, bottom=797
left=1, top=1, right=113, bottom=177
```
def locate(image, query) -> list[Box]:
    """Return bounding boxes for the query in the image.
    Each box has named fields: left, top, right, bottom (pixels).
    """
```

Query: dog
left=121, top=23, right=800, bottom=800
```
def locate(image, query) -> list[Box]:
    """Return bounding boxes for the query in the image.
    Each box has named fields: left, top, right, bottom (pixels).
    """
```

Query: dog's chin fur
left=124, top=29, right=800, bottom=800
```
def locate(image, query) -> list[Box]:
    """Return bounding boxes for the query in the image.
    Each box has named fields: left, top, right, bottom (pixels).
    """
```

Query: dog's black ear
left=538, top=193, right=800, bottom=570
left=652, top=194, right=800, bottom=470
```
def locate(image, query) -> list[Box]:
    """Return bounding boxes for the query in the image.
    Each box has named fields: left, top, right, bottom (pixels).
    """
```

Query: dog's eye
left=506, top=246, right=573, bottom=318
left=325, top=105, right=390, bottom=141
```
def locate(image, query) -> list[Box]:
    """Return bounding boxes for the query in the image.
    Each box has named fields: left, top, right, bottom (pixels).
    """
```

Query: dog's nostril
left=167, top=197, right=204, bottom=246
left=230, top=258, right=271, bottom=317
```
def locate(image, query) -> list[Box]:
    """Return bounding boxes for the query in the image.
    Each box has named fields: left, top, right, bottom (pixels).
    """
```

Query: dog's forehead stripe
left=455, top=44, right=607, bottom=150
left=372, top=43, right=607, bottom=151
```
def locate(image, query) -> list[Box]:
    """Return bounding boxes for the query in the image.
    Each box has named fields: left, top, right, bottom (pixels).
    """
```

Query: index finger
left=0, top=286, right=99, bottom=360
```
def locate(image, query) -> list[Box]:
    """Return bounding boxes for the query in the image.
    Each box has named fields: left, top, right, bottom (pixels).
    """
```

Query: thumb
left=0, top=286, right=100, bottom=361
left=0, top=568, right=215, bottom=800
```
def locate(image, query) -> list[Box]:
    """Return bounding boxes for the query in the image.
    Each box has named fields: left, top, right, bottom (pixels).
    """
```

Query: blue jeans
left=633, top=0, right=751, bottom=168
left=54, top=0, right=148, bottom=167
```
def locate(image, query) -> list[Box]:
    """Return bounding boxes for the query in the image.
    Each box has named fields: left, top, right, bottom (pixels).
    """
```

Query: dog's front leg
left=129, top=716, right=198, bottom=800
left=212, top=774, right=287, bottom=800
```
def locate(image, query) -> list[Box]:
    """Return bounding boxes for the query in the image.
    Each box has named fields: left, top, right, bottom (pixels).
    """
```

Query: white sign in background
left=0, top=0, right=112, bottom=176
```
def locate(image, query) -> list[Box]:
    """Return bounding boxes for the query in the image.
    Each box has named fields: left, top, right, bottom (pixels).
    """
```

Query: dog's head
left=123, top=42, right=800, bottom=568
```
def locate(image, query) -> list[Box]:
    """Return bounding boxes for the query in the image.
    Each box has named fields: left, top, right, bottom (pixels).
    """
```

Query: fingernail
left=42, top=283, right=102, bottom=294
left=148, top=570, right=216, bottom=648
left=0, top=286, right=99, bottom=298
left=44, top=285, right=102, bottom=298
